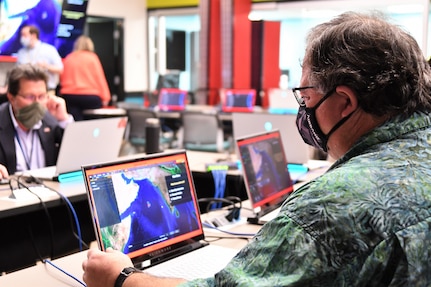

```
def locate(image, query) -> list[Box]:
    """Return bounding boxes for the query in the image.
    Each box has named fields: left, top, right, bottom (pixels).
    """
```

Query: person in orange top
left=60, top=35, right=111, bottom=120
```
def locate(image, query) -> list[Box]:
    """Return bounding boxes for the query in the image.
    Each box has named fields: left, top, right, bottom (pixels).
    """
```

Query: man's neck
left=328, top=110, right=388, bottom=159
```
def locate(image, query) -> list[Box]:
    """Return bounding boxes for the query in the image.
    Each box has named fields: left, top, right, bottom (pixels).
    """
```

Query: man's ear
left=6, top=92, right=14, bottom=103
left=335, top=86, right=358, bottom=117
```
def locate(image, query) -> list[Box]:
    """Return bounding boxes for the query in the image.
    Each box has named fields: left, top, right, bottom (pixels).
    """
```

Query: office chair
left=177, top=110, right=231, bottom=153
left=125, top=108, right=173, bottom=152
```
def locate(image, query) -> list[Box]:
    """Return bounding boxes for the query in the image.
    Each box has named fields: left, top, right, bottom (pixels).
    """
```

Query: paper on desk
left=1, top=186, right=57, bottom=201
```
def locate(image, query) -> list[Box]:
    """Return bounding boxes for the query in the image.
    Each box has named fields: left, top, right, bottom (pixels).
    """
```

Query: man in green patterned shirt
left=82, top=11, right=431, bottom=287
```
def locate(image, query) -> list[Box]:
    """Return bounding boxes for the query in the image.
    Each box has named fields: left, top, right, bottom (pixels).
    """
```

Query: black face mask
left=296, top=89, right=353, bottom=152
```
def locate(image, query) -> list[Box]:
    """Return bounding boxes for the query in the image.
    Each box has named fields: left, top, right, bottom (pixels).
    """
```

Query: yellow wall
left=147, top=0, right=277, bottom=9
left=147, top=0, right=199, bottom=9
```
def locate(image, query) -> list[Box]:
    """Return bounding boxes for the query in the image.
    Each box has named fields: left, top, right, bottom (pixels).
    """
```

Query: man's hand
left=46, top=95, right=69, bottom=121
left=0, top=164, right=9, bottom=180
left=82, top=248, right=134, bottom=287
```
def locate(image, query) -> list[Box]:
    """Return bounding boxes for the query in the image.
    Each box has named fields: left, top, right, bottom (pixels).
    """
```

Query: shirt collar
left=331, top=111, right=431, bottom=170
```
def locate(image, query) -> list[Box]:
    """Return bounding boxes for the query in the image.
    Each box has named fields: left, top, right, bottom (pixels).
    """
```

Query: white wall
left=87, top=0, right=148, bottom=92
left=251, top=0, right=431, bottom=88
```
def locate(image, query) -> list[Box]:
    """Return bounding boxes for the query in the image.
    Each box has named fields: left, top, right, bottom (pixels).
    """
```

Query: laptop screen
left=158, top=88, right=187, bottom=111
left=232, top=112, right=310, bottom=165
left=267, top=88, right=299, bottom=114
left=220, top=89, right=256, bottom=113
left=236, top=130, right=293, bottom=215
left=82, top=151, right=204, bottom=265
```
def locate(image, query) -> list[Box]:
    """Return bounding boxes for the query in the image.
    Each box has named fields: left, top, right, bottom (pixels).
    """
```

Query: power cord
left=42, top=183, right=86, bottom=251
left=26, top=225, right=86, bottom=287
left=22, top=175, right=86, bottom=251
left=13, top=175, right=87, bottom=286
left=43, top=259, right=87, bottom=287
left=13, top=176, right=56, bottom=260
left=198, top=196, right=242, bottom=223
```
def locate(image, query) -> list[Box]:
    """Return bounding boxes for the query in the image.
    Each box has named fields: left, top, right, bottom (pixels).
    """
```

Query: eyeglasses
left=17, top=93, right=48, bottom=102
left=292, top=86, right=315, bottom=106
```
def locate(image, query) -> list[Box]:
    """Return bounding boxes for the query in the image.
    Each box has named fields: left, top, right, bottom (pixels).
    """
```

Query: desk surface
left=0, top=151, right=324, bottom=286
left=0, top=178, right=86, bottom=218
left=0, top=152, right=328, bottom=285
left=84, top=104, right=270, bottom=120
left=0, top=214, right=261, bottom=286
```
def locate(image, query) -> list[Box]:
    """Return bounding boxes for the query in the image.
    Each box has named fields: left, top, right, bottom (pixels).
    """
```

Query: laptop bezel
left=157, top=88, right=187, bottom=111
left=219, top=89, right=256, bottom=113
left=81, top=150, right=207, bottom=268
left=236, top=129, right=294, bottom=218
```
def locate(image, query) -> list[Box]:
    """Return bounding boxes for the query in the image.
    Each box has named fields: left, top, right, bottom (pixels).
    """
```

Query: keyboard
left=145, top=244, right=238, bottom=280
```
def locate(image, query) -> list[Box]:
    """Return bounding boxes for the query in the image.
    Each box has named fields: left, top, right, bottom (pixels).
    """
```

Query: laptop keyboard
left=144, top=244, right=238, bottom=280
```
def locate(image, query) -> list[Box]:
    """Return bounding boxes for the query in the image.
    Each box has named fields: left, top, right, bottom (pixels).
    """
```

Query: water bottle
left=145, top=118, right=160, bottom=154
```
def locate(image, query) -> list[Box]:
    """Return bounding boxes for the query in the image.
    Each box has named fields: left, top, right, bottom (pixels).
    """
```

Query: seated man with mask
left=0, top=64, right=73, bottom=179
left=82, top=12, right=431, bottom=287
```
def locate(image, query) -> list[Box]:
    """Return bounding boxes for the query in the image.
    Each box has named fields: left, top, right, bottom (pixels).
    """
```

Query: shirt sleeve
left=57, top=114, right=74, bottom=129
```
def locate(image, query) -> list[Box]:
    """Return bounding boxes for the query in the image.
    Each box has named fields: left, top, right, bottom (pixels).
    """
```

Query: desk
left=114, top=103, right=266, bottom=123
left=0, top=150, right=246, bottom=273
left=0, top=179, right=86, bottom=218
left=0, top=150, right=328, bottom=275
left=0, top=154, right=328, bottom=285
left=0, top=178, right=95, bottom=273
left=0, top=208, right=261, bottom=286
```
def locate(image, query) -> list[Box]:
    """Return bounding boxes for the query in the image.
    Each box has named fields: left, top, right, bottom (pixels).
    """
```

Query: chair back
left=126, top=108, right=158, bottom=146
left=177, top=110, right=229, bottom=152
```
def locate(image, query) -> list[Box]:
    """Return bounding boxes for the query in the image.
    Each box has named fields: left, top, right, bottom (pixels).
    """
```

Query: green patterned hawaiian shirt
left=181, top=111, right=431, bottom=287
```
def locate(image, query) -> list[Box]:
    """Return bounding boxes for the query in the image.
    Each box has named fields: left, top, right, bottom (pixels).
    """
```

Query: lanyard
left=15, top=129, right=36, bottom=170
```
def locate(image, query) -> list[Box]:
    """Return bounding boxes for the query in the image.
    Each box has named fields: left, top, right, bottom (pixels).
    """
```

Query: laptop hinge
left=137, top=241, right=208, bottom=270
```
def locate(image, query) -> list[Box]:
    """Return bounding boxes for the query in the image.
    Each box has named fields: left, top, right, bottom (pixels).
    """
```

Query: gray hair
left=304, top=11, right=431, bottom=117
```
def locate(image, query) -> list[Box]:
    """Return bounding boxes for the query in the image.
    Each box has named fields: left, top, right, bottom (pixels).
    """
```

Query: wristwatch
left=114, top=267, right=141, bottom=287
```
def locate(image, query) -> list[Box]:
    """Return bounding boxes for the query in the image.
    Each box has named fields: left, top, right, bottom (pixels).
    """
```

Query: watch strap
left=114, top=267, right=140, bottom=287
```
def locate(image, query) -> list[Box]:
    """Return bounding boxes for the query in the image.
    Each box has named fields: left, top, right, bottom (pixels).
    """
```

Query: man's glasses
left=17, top=93, right=48, bottom=102
left=292, top=86, right=314, bottom=106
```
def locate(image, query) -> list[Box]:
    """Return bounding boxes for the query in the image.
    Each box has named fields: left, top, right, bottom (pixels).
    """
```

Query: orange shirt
left=60, top=50, right=111, bottom=105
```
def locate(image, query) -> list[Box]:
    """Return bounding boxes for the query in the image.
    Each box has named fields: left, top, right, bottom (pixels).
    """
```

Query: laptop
left=236, top=130, right=294, bottom=225
left=267, top=88, right=299, bottom=114
left=27, top=117, right=128, bottom=182
left=157, top=88, right=187, bottom=111
left=219, top=89, right=256, bottom=113
left=82, top=150, right=238, bottom=280
left=232, top=112, right=310, bottom=165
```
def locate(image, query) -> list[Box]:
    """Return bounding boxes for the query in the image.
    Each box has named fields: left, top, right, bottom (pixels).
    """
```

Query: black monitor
left=0, top=0, right=89, bottom=58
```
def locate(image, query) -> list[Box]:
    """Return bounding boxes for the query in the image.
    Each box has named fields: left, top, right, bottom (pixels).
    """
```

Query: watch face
left=122, top=267, right=138, bottom=276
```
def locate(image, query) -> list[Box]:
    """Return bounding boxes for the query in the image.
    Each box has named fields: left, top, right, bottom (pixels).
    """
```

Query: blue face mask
left=296, top=88, right=353, bottom=152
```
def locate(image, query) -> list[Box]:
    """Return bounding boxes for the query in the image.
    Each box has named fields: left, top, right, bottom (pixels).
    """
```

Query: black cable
left=14, top=176, right=56, bottom=260
left=20, top=174, right=87, bottom=251
left=15, top=178, right=87, bottom=286
left=42, top=183, right=88, bottom=251
left=199, top=196, right=242, bottom=213
left=27, top=225, right=43, bottom=261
